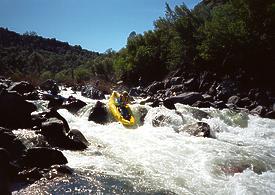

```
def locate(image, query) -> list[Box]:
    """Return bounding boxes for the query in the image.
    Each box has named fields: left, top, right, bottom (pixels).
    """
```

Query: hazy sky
left=0, top=0, right=201, bottom=53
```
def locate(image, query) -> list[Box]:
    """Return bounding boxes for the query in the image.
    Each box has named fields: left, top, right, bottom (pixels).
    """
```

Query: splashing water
left=14, top=89, right=275, bottom=194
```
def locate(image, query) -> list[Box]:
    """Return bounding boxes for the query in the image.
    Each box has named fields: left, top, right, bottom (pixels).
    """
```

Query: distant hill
left=0, top=27, right=105, bottom=84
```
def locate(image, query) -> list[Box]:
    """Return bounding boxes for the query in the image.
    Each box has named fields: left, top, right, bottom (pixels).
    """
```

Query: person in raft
left=115, top=91, right=131, bottom=120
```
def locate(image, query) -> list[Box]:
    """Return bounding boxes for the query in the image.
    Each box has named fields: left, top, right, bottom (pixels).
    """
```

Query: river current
left=13, top=89, right=275, bottom=194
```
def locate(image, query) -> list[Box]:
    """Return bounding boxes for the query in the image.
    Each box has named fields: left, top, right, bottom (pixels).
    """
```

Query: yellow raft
left=108, top=91, right=135, bottom=126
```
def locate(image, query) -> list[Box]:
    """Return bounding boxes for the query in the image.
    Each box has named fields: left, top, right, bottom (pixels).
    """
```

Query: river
left=13, top=89, right=275, bottom=194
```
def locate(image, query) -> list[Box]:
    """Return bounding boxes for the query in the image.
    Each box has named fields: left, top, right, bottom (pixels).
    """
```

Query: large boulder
left=8, top=81, right=35, bottom=95
left=0, top=90, right=37, bottom=129
left=81, top=86, right=105, bottom=100
left=20, top=147, right=67, bottom=168
left=62, top=96, right=87, bottom=114
left=39, top=79, right=58, bottom=91
left=164, top=92, right=204, bottom=106
left=66, top=129, right=89, bottom=150
left=0, top=127, right=26, bottom=160
left=88, top=101, right=108, bottom=124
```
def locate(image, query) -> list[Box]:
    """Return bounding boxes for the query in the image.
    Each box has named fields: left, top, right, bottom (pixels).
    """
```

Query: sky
left=0, top=0, right=201, bottom=53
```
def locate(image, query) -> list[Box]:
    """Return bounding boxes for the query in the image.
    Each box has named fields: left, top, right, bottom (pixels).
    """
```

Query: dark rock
left=66, top=129, right=89, bottom=150
left=40, top=79, right=58, bottom=91
left=23, top=91, right=39, bottom=100
left=163, top=99, right=176, bottom=110
left=0, top=148, right=13, bottom=194
left=0, top=90, right=37, bottom=129
left=88, top=101, right=108, bottom=124
left=265, top=111, right=275, bottom=119
left=227, top=96, right=241, bottom=105
left=17, top=167, right=44, bottom=182
left=145, top=81, right=164, bottom=94
left=20, top=147, right=67, bottom=168
left=152, top=115, right=166, bottom=127
left=137, top=107, right=148, bottom=125
left=202, top=94, right=213, bottom=102
left=0, top=127, right=26, bottom=160
left=239, top=97, right=252, bottom=108
left=164, top=92, right=204, bottom=106
left=48, top=96, right=64, bottom=109
left=62, top=97, right=87, bottom=114
left=129, top=87, right=144, bottom=97
left=150, top=100, right=160, bottom=108
left=170, top=77, right=183, bottom=85
left=192, top=100, right=214, bottom=108
left=81, top=86, right=105, bottom=100
left=45, top=165, right=73, bottom=180
left=213, top=101, right=228, bottom=109
left=184, top=78, right=198, bottom=91
left=250, top=106, right=266, bottom=117
left=170, top=84, right=184, bottom=93
left=215, top=80, right=239, bottom=101
left=8, top=81, right=35, bottom=95
left=180, top=122, right=212, bottom=138
left=0, top=82, right=8, bottom=91
left=44, top=109, right=70, bottom=132
left=40, top=118, right=67, bottom=144
left=189, top=108, right=210, bottom=120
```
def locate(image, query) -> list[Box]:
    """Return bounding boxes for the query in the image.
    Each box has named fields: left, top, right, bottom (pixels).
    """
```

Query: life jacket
left=119, top=95, right=129, bottom=105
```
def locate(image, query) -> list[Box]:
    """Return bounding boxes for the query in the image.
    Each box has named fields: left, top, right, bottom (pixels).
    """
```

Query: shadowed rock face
left=0, top=90, right=36, bottom=129
left=88, top=101, right=108, bottom=124
left=20, top=147, right=68, bottom=168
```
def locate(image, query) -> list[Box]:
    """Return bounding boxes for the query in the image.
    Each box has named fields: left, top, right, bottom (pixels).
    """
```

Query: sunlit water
left=13, top=89, right=275, bottom=194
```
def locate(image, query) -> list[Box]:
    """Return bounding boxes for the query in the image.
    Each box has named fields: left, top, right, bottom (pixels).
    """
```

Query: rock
left=184, top=78, right=198, bottom=91
left=0, top=127, right=26, bottom=160
left=163, top=99, right=176, bottom=110
left=44, top=165, right=73, bottom=180
left=170, top=84, right=184, bottom=93
left=62, top=97, right=86, bottom=114
left=238, top=97, right=252, bottom=108
left=152, top=115, right=166, bottom=127
left=150, top=100, right=160, bottom=108
left=137, top=107, right=148, bottom=125
left=48, top=96, right=64, bottom=109
left=17, top=167, right=44, bottom=182
left=88, top=101, right=108, bottom=124
left=215, top=80, right=239, bottom=101
left=66, top=129, right=89, bottom=150
left=227, top=95, right=241, bottom=105
left=23, top=91, right=39, bottom=100
left=265, top=111, right=275, bottom=119
left=81, top=86, right=105, bottom=100
left=0, top=148, right=15, bottom=195
left=129, top=87, right=144, bottom=97
left=170, top=77, right=183, bottom=85
left=0, top=82, right=8, bottom=91
left=189, top=108, right=210, bottom=120
left=20, top=147, right=67, bottom=168
left=250, top=106, right=266, bottom=116
left=39, top=79, right=58, bottom=91
left=213, top=101, right=228, bottom=109
left=145, top=81, right=164, bottom=94
left=0, top=90, right=37, bottom=129
left=40, top=118, right=67, bottom=145
left=180, top=122, right=212, bottom=138
left=44, top=109, right=70, bottom=132
left=8, top=81, right=35, bottom=95
left=164, top=92, right=204, bottom=106
left=202, top=94, right=213, bottom=102
left=192, top=100, right=214, bottom=108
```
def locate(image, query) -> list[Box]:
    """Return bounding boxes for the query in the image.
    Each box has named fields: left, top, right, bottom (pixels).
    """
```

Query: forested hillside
left=0, top=28, right=115, bottom=84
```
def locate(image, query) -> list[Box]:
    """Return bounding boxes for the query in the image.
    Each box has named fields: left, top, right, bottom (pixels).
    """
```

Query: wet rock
left=40, top=118, right=67, bottom=145
left=202, top=94, right=213, bottom=102
left=0, top=90, right=37, bottom=129
left=150, top=100, right=160, bottom=108
left=184, top=78, right=198, bottom=91
left=215, top=80, right=239, bottom=101
left=23, top=91, right=39, bottom=100
left=48, top=96, right=64, bottom=109
left=129, top=87, right=144, bottom=97
left=213, top=100, right=228, bottom=109
left=189, top=108, right=210, bottom=120
left=45, top=165, right=73, bottom=180
left=0, top=127, right=26, bottom=160
left=250, top=105, right=266, bottom=117
left=145, top=81, right=164, bottom=94
left=179, top=122, right=212, bottom=138
left=40, top=79, right=58, bottom=91
left=265, top=111, right=275, bottom=119
left=137, top=107, right=148, bottom=125
left=88, top=101, right=108, bottom=124
left=0, top=148, right=14, bottom=195
left=44, top=109, right=70, bottom=132
left=81, top=86, right=105, bottom=100
left=62, top=96, right=87, bottom=114
left=17, top=167, right=44, bottom=182
left=152, top=115, right=166, bottom=127
left=227, top=95, right=240, bottom=105
left=170, top=77, right=183, bottom=85
left=170, top=84, right=184, bottom=93
left=20, top=147, right=68, bottom=168
left=192, top=100, right=214, bottom=108
left=164, top=92, right=204, bottom=106
left=163, top=99, right=176, bottom=110
left=8, top=81, right=35, bottom=95
left=66, top=129, right=89, bottom=150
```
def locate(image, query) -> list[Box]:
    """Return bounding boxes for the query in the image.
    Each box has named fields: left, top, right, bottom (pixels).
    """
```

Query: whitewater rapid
left=14, top=89, right=275, bottom=194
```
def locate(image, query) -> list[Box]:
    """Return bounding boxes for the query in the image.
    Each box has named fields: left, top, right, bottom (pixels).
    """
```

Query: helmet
left=122, top=91, right=128, bottom=97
